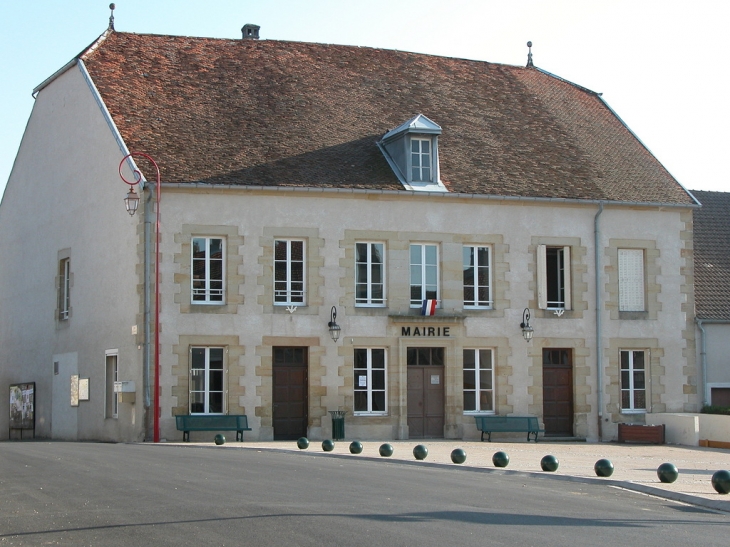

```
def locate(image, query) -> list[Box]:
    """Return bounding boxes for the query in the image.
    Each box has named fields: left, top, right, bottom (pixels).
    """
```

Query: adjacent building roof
left=692, top=190, right=730, bottom=320
left=74, top=30, right=694, bottom=204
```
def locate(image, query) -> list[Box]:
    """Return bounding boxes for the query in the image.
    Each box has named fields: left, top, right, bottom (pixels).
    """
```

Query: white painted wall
left=0, top=65, right=144, bottom=441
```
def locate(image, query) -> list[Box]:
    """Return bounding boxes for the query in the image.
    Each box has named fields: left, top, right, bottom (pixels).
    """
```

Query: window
left=618, top=249, right=645, bottom=312
left=410, top=244, right=439, bottom=307
left=190, top=347, right=224, bottom=414
left=463, top=245, right=491, bottom=308
left=411, top=138, right=432, bottom=182
left=463, top=349, right=494, bottom=413
left=274, top=239, right=305, bottom=305
left=59, top=258, right=70, bottom=320
left=537, top=245, right=571, bottom=310
left=354, top=348, right=387, bottom=414
left=620, top=350, right=646, bottom=412
left=356, top=242, right=385, bottom=306
left=105, top=352, right=118, bottom=419
left=192, top=237, right=225, bottom=303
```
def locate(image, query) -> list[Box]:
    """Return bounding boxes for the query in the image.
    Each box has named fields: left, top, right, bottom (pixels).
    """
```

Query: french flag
left=421, top=299, right=437, bottom=316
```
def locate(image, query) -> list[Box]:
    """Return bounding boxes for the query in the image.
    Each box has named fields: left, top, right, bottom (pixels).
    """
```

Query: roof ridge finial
left=526, top=41, right=534, bottom=68
left=108, top=3, right=115, bottom=31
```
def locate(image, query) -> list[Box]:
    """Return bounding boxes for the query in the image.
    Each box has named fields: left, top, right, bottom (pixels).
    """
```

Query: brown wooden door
left=407, top=347, right=445, bottom=439
left=273, top=347, right=308, bottom=440
left=542, top=348, right=573, bottom=436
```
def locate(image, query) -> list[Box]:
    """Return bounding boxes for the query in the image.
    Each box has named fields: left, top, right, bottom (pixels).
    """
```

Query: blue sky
left=1, top=0, right=728, bottom=196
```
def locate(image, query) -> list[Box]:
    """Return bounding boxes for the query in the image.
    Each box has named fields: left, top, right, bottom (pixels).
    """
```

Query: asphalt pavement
left=162, top=438, right=730, bottom=512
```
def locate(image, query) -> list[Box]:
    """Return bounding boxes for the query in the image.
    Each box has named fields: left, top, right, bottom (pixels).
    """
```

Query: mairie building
left=0, top=22, right=699, bottom=443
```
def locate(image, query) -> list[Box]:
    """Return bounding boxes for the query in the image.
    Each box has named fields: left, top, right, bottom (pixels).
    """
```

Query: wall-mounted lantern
left=520, top=308, right=534, bottom=342
left=328, top=306, right=341, bottom=342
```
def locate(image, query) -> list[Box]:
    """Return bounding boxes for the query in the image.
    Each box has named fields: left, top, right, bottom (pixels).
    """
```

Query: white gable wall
left=0, top=66, right=144, bottom=441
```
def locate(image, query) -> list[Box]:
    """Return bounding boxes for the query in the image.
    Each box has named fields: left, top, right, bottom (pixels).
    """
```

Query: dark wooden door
left=407, top=347, right=445, bottom=439
left=542, top=349, right=573, bottom=436
left=273, top=347, right=308, bottom=440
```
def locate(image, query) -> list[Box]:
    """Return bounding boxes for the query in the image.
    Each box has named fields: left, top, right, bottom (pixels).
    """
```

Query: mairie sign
left=401, top=326, right=451, bottom=337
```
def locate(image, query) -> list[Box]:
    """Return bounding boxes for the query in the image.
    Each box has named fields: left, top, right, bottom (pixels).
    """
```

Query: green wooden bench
left=175, top=414, right=251, bottom=442
left=474, top=415, right=543, bottom=442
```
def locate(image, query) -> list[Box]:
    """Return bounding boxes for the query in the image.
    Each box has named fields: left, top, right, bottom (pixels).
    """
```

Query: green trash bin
left=329, top=410, right=347, bottom=441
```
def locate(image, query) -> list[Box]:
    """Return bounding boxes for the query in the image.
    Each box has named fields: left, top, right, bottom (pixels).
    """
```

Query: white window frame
left=355, top=242, right=386, bottom=307
left=274, top=239, right=306, bottom=305
left=410, top=137, right=432, bottom=182
left=537, top=245, right=571, bottom=310
left=105, top=350, right=118, bottom=419
left=190, top=347, right=226, bottom=415
left=191, top=237, right=226, bottom=304
left=618, top=248, right=645, bottom=312
left=462, top=349, right=495, bottom=414
left=620, top=349, right=647, bottom=413
left=353, top=348, right=387, bottom=415
left=410, top=243, right=439, bottom=308
left=59, top=258, right=70, bottom=320
left=463, top=245, right=492, bottom=309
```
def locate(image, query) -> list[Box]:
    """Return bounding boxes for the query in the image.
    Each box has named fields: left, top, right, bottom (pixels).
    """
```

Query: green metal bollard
left=322, top=439, right=335, bottom=452
left=379, top=443, right=394, bottom=457
left=540, top=455, right=559, bottom=472
left=711, top=470, right=730, bottom=494
left=214, top=434, right=225, bottom=445
left=413, top=444, right=428, bottom=460
left=349, top=441, right=363, bottom=454
left=492, top=451, right=509, bottom=468
left=656, top=462, right=678, bottom=483
left=296, top=437, right=310, bottom=450
left=594, top=458, right=614, bottom=477
left=451, top=448, right=467, bottom=464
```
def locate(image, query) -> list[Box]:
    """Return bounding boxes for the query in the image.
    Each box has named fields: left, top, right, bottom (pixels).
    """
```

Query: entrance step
left=540, top=436, right=587, bottom=442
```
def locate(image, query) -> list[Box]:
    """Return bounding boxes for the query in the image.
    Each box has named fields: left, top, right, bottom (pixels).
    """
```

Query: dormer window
left=411, top=138, right=432, bottom=182
left=378, top=114, right=446, bottom=192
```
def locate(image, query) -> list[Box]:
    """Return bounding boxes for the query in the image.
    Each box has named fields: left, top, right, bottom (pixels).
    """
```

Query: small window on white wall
left=618, top=249, right=645, bottom=312
left=105, top=351, right=118, bottom=419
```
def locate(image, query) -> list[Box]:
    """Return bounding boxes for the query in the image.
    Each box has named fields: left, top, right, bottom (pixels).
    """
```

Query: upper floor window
left=620, top=349, right=646, bottom=412
left=192, top=237, right=225, bottom=303
left=410, top=244, right=439, bottom=307
left=463, top=349, right=494, bottom=413
left=354, top=348, right=387, bottom=415
left=618, top=249, right=645, bottom=312
left=411, top=138, right=432, bottom=182
left=58, top=258, right=70, bottom=320
left=463, top=245, right=492, bottom=308
left=275, top=239, right=305, bottom=305
left=537, top=245, right=571, bottom=310
left=190, top=347, right=224, bottom=414
left=356, top=242, right=385, bottom=306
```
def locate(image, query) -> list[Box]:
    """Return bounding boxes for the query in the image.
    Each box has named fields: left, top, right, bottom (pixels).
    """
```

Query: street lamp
left=328, top=306, right=341, bottom=342
left=118, top=152, right=161, bottom=443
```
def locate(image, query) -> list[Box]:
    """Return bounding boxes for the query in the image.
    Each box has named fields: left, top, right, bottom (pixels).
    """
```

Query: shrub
left=700, top=405, right=730, bottom=415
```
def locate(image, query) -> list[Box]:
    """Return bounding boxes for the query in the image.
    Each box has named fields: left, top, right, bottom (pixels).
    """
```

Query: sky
left=1, top=0, right=728, bottom=197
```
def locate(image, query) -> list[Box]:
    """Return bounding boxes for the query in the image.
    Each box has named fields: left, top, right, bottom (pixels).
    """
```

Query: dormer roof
left=382, top=114, right=442, bottom=142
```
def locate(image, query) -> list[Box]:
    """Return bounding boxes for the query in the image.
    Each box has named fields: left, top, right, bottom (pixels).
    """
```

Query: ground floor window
left=190, top=347, right=224, bottom=414
left=354, top=348, right=387, bottom=414
left=463, top=349, right=494, bottom=412
left=620, top=349, right=646, bottom=412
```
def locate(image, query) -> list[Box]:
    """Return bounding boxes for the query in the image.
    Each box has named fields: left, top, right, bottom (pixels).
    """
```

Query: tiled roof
left=692, top=190, right=730, bottom=320
left=79, top=32, right=694, bottom=203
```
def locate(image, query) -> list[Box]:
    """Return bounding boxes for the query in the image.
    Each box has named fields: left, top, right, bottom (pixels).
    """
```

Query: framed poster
left=9, top=383, right=35, bottom=439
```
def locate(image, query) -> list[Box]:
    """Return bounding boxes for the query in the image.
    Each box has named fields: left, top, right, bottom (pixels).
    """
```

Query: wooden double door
left=272, top=347, right=308, bottom=440
left=407, top=347, right=445, bottom=438
left=542, top=348, right=574, bottom=436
